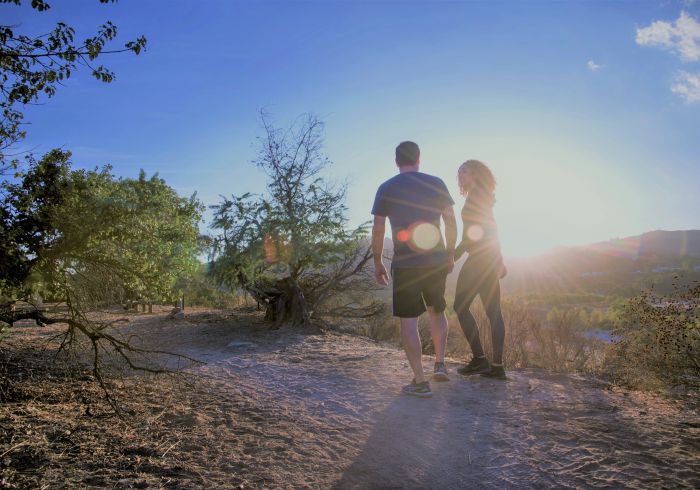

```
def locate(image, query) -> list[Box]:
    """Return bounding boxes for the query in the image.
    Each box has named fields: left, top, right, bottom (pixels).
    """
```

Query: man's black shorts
left=392, top=266, right=448, bottom=318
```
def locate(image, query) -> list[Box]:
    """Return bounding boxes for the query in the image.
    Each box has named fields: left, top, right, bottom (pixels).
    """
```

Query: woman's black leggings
left=454, top=254, right=505, bottom=365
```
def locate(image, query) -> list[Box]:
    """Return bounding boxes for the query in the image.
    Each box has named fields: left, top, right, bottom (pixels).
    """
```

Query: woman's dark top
left=455, top=191, right=503, bottom=265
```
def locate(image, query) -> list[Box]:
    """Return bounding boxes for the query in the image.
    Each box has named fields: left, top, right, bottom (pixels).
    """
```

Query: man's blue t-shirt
left=372, top=171, right=455, bottom=268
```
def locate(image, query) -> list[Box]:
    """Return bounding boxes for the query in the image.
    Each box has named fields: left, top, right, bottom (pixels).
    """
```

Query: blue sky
left=5, top=0, right=700, bottom=256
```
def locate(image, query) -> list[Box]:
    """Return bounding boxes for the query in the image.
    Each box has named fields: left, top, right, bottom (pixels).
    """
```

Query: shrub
left=444, top=301, right=601, bottom=372
left=605, top=283, right=699, bottom=390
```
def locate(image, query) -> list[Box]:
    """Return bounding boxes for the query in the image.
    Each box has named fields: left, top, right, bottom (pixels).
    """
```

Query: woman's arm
left=441, top=205, right=457, bottom=273
left=455, top=240, right=468, bottom=260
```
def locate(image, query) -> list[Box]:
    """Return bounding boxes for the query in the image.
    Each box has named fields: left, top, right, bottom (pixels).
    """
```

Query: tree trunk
left=256, top=277, right=310, bottom=328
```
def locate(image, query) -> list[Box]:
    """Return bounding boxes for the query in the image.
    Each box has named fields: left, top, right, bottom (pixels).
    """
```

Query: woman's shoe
left=480, top=365, right=506, bottom=380
left=457, top=357, right=491, bottom=376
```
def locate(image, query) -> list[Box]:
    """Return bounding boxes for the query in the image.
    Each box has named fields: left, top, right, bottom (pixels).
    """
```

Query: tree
left=0, top=149, right=72, bottom=294
left=0, top=150, right=203, bottom=397
left=209, top=113, right=383, bottom=327
left=51, top=164, right=203, bottom=306
left=0, top=0, right=146, bottom=172
left=2, top=150, right=203, bottom=303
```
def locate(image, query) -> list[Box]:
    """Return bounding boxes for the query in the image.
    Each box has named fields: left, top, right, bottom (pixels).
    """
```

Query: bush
left=443, top=301, right=602, bottom=372
left=605, top=283, right=699, bottom=390
left=174, top=268, right=242, bottom=309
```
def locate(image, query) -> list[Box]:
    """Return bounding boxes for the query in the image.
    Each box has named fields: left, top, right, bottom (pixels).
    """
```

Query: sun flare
left=411, top=222, right=441, bottom=251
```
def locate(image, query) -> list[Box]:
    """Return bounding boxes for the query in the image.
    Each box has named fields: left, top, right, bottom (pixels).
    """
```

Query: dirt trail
left=124, top=310, right=700, bottom=489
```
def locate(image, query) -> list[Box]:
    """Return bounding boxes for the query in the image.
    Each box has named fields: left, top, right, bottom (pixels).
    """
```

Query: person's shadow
left=334, top=373, right=516, bottom=489
left=333, top=369, right=650, bottom=490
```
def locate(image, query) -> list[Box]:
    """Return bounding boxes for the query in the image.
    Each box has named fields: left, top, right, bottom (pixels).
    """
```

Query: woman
left=454, top=160, right=507, bottom=379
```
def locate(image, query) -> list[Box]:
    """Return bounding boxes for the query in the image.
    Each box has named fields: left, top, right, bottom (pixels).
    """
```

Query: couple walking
left=371, top=141, right=506, bottom=398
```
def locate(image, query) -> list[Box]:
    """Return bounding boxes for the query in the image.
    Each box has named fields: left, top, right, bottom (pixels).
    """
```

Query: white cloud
left=671, top=70, right=700, bottom=102
left=636, top=11, right=700, bottom=62
left=587, top=60, right=603, bottom=72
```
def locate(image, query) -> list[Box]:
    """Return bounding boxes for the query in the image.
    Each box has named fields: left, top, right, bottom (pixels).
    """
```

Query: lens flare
left=263, top=234, right=277, bottom=263
left=467, top=225, right=484, bottom=242
left=397, top=229, right=410, bottom=242
left=412, top=222, right=441, bottom=250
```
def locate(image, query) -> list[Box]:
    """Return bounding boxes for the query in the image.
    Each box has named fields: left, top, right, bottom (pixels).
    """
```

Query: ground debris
left=0, top=324, right=249, bottom=489
left=1, top=308, right=698, bottom=489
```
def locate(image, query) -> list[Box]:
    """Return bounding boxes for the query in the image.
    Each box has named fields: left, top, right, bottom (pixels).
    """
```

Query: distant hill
left=382, top=229, right=700, bottom=261
left=637, top=229, right=700, bottom=257
left=583, top=229, right=700, bottom=259
left=498, top=230, right=700, bottom=297
left=378, top=230, right=700, bottom=297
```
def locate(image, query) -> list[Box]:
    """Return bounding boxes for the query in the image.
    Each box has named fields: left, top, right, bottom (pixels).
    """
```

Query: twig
left=161, top=440, right=180, bottom=458
left=0, top=440, right=29, bottom=458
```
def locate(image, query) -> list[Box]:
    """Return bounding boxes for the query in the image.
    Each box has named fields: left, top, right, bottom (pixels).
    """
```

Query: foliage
left=0, top=0, right=146, bottom=171
left=606, top=282, right=700, bottom=390
left=577, top=306, right=620, bottom=331
left=1, top=149, right=203, bottom=306
left=209, top=113, right=379, bottom=325
left=529, top=307, right=598, bottom=371
left=0, top=149, right=202, bottom=406
left=1, top=149, right=72, bottom=293
left=56, top=165, right=203, bottom=305
left=173, top=264, right=242, bottom=309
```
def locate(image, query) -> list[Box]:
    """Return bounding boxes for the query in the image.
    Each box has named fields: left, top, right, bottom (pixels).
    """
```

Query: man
left=371, top=141, right=457, bottom=398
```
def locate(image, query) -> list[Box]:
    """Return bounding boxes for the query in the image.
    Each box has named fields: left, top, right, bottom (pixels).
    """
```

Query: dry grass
left=355, top=298, right=605, bottom=373
left=0, top=311, right=269, bottom=489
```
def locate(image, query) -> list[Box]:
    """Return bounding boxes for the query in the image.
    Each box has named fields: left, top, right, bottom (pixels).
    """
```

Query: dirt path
left=130, top=311, right=699, bottom=489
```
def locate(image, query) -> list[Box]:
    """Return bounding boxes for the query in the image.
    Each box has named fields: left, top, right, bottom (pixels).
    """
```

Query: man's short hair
left=396, top=141, right=420, bottom=166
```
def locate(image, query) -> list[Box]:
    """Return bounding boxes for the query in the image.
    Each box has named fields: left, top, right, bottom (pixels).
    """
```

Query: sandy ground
left=129, top=309, right=699, bottom=489
left=2, top=308, right=699, bottom=489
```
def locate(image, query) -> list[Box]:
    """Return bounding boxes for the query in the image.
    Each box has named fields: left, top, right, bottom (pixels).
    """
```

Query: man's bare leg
left=427, top=306, right=448, bottom=364
left=400, top=317, right=426, bottom=383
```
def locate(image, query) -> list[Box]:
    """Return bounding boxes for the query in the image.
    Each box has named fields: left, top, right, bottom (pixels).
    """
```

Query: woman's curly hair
left=458, top=159, right=496, bottom=202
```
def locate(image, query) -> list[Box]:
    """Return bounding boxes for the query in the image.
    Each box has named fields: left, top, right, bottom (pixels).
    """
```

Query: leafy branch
left=0, top=0, right=147, bottom=168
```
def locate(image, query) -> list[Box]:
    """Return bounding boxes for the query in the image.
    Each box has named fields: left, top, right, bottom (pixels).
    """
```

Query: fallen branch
left=1, top=299, right=203, bottom=416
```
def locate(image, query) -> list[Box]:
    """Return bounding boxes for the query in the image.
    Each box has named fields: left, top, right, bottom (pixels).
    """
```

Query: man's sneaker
left=432, top=362, right=449, bottom=382
left=481, top=365, right=507, bottom=380
left=457, top=357, right=491, bottom=376
left=401, top=379, right=432, bottom=398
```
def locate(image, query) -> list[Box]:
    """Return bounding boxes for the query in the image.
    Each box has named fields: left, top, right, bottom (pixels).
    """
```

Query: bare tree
left=210, top=113, right=381, bottom=327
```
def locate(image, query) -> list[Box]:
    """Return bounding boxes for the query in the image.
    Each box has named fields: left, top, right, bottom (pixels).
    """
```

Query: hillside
left=498, top=230, right=700, bottom=297
left=378, top=229, right=700, bottom=298
left=638, top=229, right=700, bottom=257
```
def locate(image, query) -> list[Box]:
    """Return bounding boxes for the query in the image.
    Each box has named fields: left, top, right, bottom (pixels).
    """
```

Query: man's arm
left=372, top=215, right=389, bottom=285
left=441, top=205, right=457, bottom=273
